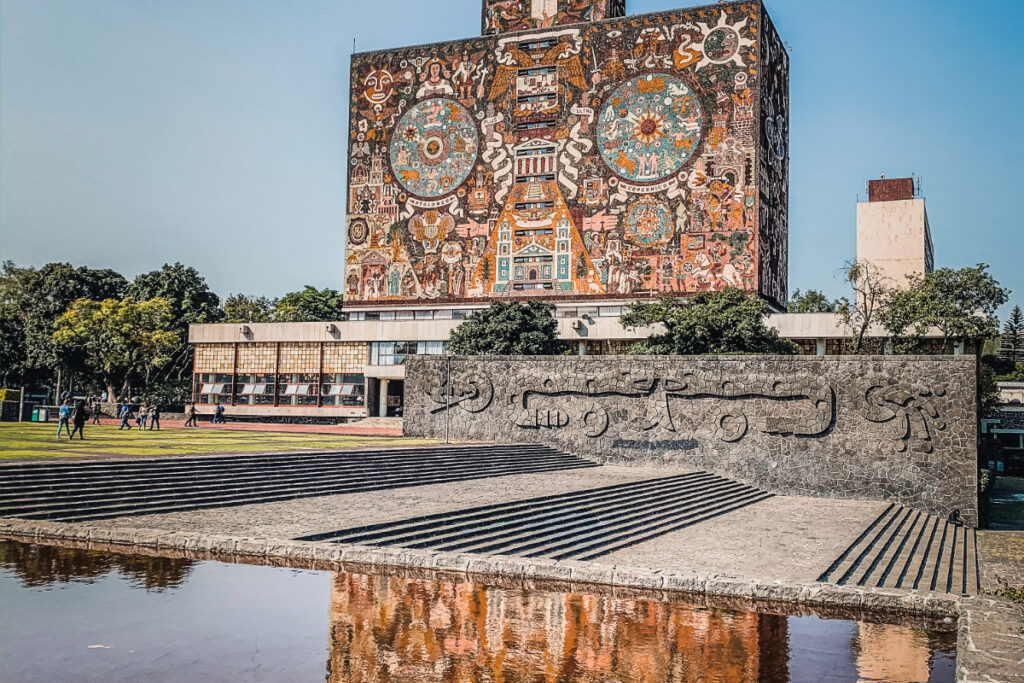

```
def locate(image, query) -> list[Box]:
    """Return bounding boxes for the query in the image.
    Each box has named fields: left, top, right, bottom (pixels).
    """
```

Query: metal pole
left=444, top=356, right=451, bottom=444
left=18, top=385, right=24, bottom=422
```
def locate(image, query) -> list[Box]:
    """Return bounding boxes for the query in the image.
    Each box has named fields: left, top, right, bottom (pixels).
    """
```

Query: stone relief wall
left=346, top=1, right=789, bottom=309
left=404, top=355, right=978, bottom=524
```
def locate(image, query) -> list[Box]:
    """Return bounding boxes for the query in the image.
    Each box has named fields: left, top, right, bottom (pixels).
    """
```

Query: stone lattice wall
left=404, top=355, right=978, bottom=524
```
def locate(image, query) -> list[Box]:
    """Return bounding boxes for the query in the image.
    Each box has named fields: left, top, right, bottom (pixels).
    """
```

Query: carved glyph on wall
left=861, top=382, right=947, bottom=454
left=506, top=369, right=835, bottom=442
left=427, top=369, right=494, bottom=414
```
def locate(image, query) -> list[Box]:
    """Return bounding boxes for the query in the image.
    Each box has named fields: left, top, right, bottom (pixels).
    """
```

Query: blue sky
left=2, top=0, right=1021, bottom=313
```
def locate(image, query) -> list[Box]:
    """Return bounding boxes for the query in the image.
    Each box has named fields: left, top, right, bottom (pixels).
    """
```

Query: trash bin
left=31, top=407, right=39, bottom=422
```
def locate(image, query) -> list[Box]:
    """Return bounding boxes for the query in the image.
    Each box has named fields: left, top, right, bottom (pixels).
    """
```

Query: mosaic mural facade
left=482, top=0, right=626, bottom=35
left=346, top=0, right=789, bottom=308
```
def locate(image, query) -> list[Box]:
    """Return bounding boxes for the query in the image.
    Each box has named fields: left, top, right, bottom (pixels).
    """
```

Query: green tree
left=128, top=262, right=222, bottom=330
left=788, top=288, right=837, bottom=313
left=52, top=298, right=179, bottom=400
left=879, top=264, right=1009, bottom=354
left=448, top=301, right=563, bottom=355
left=836, top=260, right=891, bottom=354
left=620, top=288, right=797, bottom=355
left=223, top=293, right=274, bottom=323
left=1003, top=305, right=1023, bottom=363
left=272, top=286, right=344, bottom=322
left=128, top=263, right=222, bottom=384
left=0, top=262, right=128, bottom=388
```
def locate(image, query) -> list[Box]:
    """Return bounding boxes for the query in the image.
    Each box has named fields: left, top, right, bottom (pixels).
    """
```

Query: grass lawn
left=0, top=422, right=436, bottom=461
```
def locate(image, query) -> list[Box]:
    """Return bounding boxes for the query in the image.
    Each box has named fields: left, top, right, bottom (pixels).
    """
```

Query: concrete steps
left=0, top=445, right=596, bottom=523
left=817, top=504, right=980, bottom=595
left=300, top=471, right=773, bottom=561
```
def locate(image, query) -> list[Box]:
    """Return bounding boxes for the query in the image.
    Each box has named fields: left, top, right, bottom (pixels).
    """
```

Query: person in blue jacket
left=55, top=400, right=72, bottom=438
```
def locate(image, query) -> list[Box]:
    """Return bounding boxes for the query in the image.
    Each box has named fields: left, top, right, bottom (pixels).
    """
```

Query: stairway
left=0, top=445, right=596, bottom=523
left=817, top=504, right=980, bottom=595
left=298, top=471, right=773, bottom=561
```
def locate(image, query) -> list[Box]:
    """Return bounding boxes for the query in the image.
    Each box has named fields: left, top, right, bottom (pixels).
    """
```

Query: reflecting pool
left=1, top=541, right=956, bottom=682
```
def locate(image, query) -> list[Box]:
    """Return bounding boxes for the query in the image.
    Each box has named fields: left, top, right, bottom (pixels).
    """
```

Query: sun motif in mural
left=633, top=109, right=667, bottom=145
left=597, top=73, right=703, bottom=183
left=693, top=12, right=755, bottom=70
left=389, top=98, right=479, bottom=198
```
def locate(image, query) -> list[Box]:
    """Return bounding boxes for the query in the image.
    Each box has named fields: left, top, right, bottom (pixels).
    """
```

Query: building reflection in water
left=857, top=623, right=935, bottom=683
left=327, top=572, right=953, bottom=683
left=328, top=571, right=787, bottom=682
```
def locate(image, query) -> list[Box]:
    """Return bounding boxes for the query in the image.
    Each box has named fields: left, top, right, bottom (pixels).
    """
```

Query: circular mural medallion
left=704, top=27, right=740, bottom=63
left=349, top=217, right=369, bottom=245
left=597, top=73, right=703, bottom=183
left=624, top=196, right=672, bottom=247
left=390, top=98, right=478, bottom=198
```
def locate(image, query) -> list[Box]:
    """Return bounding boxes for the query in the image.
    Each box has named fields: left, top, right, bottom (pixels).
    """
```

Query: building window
left=277, top=372, right=319, bottom=405
left=517, top=66, right=556, bottom=76
left=322, top=373, right=365, bottom=407
left=792, top=339, right=818, bottom=356
left=235, top=373, right=275, bottom=405
left=370, top=341, right=447, bottom=365
left=519, top=38, right=557, bottom=51
left=195, top=373, right=233, bottom=405
left=514, top=120, right=556, bottom=131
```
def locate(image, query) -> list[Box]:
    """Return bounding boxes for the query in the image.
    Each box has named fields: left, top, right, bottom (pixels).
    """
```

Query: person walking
left=138, top=404, right=148, bottom=430
left=69, top=401, right=88, bottom=440
left=214, top=402, right=225, bottom=424
left=184, top=403, right=198, bottom=427
left=55, top=400, right=72, bottom=438
left=91, top=398, right=102, bottom=425
left=148, top=404, right=161, bottom=431
left=119, top=403, right=132, bottom=430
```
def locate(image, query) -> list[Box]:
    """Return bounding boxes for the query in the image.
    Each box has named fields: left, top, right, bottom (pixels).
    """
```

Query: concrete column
left=815, top=339, right=825, bottom=356
left=379, top=378, right=389, bottom=417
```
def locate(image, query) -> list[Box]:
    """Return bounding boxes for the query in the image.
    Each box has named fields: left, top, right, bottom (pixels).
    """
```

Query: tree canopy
left=272, top=286, right=344, bottom=322
left=1, top=261, right=129, bottom=384
left=788, top=288, right=837, bottom=313
left=52, top=297, right=180, bottom=400
left=1002, top=305, right=1023, bottom=363
left=620, top=289, right=796, bottom=355
left=835, top=260, right=891, bottom=354
left=879, top=264, right=1009, bottom=353
left=448, top=301, right=563, bottom=355
left=223, top=293, right=274, bottom=323
left=128, top=262, right=222, bottom=331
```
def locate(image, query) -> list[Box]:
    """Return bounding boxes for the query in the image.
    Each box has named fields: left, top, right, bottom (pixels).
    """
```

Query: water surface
left=1, top=541, right=956, bottom=682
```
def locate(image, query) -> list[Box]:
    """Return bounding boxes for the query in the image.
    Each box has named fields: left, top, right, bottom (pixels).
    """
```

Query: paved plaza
left=2, top=446, right=1022, bottom=681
